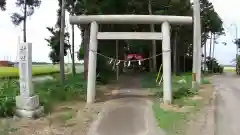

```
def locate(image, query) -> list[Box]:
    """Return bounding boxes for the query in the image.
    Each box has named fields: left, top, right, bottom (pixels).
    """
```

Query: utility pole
left=192, top=0, right=201, bottom=89
left=60, top=0, right=65, bottom=84
left=233, top=24, right=238, bottom=74
left=23, top=0, right=27, bottom=42
left=71, top=1, right=76, bottom=76
left=236, top=27, right=238, bottom=74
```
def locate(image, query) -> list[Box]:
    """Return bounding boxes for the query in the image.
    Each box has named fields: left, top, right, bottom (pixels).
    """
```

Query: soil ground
left=183, top=83, right=215, bottom=135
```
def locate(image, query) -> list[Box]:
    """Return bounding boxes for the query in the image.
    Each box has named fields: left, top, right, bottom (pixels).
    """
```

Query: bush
left=206, top=57, right=223, bottom=74
left=141, top=73, right=196, bottom=100
left=218, top=66, right=224, bottom=73
left=173, top=86, right=196, bottom=99
left=0, top=79, right=19, bottom=117
left=172, top=76, right=196, bottom=99
left=0, top=73, right=86, bottom=117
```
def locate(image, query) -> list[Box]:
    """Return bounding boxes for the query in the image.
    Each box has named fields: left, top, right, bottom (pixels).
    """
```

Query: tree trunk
left=212, top=34, right=216, bottom=58
left=149, top=51, right=152, bottom=72
left=71, top=24, right=76, bottom=75
left=183, top=48, right=186, bottom=72
left=204, top=35, right=207, bottom=71
left=148, top=0, right=156, bottom=72
left=116, top=40, right=119, bottom=80
left=173, top=29, right=178, bottom=75
left=23, top=1, right=27, bottom=42
left=83, top=26, right=90, bottom=80
left=212, top=34, right=216, bottom=72
left=59, top=0, right=66, bottom=85
left=209, top=33, right=213, bottom=58
left=71, top=2, right=76, bottom=76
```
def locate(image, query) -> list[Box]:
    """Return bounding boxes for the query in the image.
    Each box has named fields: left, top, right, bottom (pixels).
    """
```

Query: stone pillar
left=15, top=43, right=44, bottom=118
left=162, top=21, right=172, bottom=104
left=87, top=21, right=98, bottom=104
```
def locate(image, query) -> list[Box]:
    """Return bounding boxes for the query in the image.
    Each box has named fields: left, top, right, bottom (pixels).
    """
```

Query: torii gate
left=69, top=1, right=201, bottom=104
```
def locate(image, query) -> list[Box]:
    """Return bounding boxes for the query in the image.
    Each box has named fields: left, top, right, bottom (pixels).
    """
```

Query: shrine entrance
left=69, top=15, right=193, bottom=104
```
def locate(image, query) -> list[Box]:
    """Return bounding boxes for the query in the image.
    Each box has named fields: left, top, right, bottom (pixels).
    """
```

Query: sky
left=0, top=0, right=81, bottom=63
left=0, top=0, right=240, bottom=65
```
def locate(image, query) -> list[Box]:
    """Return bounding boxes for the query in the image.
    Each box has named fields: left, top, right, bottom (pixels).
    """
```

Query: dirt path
left=87, top=74, right=166, bottom=135
left=184, top=83, right=215, bottom=135
left=87, top=98, right=166, bottom=135
left=212, top=73, right=240, bottom=135
left=117, top=73, right=142, bottom=89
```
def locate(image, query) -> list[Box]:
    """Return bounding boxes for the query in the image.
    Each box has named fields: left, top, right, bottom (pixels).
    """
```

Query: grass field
left=223, top=66, right=235, bottom=72
left=0, top=65, right=59, bottom=78
left=0, top=64, right=84, bottom=78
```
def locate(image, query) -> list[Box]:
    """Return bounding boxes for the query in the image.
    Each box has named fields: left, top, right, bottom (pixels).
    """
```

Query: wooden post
left=116, top=40, right=119, bottom=80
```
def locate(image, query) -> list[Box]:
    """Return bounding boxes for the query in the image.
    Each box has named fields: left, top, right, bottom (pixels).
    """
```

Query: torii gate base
left=69, top=15, right=199, bottom=104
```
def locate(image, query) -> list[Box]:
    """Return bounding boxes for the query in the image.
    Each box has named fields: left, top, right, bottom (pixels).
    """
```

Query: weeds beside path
left=0, top=73, right=87, bottom=117
left=140, top=72, right=214, bottom=134
left=0, top=72, right=113, bottom=135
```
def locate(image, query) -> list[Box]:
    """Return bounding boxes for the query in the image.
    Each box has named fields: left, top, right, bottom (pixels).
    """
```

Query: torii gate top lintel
left=69, top=15, right=193, bottom=25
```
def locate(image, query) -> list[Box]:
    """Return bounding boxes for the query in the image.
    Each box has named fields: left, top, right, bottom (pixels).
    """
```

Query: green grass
left=153, top=103, right=187, bottom=133
left=0, top=64, right=84, bottom=78
left=0, top=73, right=87, bottom=117
left=0, top=65, right=59, bottom=78
left=141, top=72, right=209, bottom=134
left=153, top=97, right=203, bottom=134
left=141, top=72, right=194, bottom=98
left=223, top=66, right=235, bottom=72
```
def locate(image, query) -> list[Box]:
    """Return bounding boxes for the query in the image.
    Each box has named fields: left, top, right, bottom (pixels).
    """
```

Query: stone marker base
left=16, top=95, right=40, bottom=110
left=15, top=95, right=44, bottom=119
left=15, top=106, right=44, bottom=119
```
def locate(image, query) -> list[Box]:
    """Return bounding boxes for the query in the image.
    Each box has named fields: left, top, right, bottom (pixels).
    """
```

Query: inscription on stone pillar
left=18, top=43, right=33, bottom=97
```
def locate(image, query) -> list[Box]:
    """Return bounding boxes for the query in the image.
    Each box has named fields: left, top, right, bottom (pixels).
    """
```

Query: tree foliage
left=0, top=0, right=6, bottom=11
left=11, top=0, right=41, bottom=42
left=206, top=56, right=223, bottom=73
left=53, top=0, right=224, bottom=74
left=11, top=0, right=41, bottom=25
left=46, top=0, right=74, bottom=64
left=45, top=27, right=71, bottom=64
left=234, top=38, right=240, bottom=48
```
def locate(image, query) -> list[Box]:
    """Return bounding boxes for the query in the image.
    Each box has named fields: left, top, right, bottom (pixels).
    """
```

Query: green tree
left=11, top=0, right=41, bottom=42
left=234, top=38, right=240, bottom=74
left=0, top=0, right=6, bottom=11
left=234, top=38, right=240, bottom=48
left=56, top=0, right=224, bottom=77
left=45, top=27, right=71, bottom=64
left=200, top=0, right=224, bottom=72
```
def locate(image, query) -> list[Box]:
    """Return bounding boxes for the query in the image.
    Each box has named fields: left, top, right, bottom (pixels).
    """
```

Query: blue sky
left=0, top=0, right=240, bottom=64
